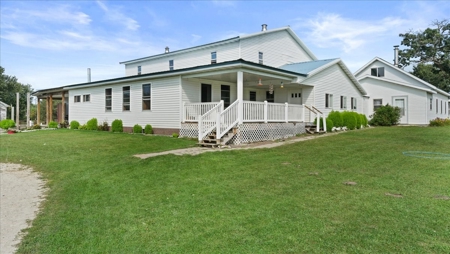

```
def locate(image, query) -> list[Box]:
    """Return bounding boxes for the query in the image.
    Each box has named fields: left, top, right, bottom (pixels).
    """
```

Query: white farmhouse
left=0, top=101, right=9, bottom=121
left=355, top=49, right=450, bottom=125
left=33, top=25, right=366, bottom=145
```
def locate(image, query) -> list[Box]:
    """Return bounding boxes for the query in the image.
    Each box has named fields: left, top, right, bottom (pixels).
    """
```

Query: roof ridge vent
left=261, top=24, right=268, bottom=31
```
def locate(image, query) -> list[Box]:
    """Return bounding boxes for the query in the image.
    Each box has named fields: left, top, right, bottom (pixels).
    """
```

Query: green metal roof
left=280, top=59, right=338, bottom=75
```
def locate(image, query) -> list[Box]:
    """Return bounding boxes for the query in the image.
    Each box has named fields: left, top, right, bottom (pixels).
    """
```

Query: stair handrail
left=217, top=99, right=240, bottom=139
left=198, top=101, right=224, bottom=141
left=304, top=105, right=326, bottom=133
left=312, top=105, right=322, bottom=114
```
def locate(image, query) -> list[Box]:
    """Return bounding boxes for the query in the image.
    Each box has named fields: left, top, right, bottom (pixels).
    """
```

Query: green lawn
left=1, top=127, right=450, bottom=253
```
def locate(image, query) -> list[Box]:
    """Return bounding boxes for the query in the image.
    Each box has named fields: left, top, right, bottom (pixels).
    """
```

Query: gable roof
left=119, top=27, right=317, bottom=65
left=354, top=57, right=450, bottom=97
left=280, top=59, right=367, bottom=95
left=0, top=101, right=9, bottom=108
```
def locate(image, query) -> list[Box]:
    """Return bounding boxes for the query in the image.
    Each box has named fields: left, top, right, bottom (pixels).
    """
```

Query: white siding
left=302, top=64, right=364, bottom=116
left=69, top=77, right=182, bottom=129
left=181, top=78, right=237, bottom=103
left=240, top=30, right=314, bottom=67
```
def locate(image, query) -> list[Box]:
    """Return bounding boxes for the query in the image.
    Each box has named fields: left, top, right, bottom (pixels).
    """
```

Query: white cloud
left=294, top=13, right=407, bottom=53
left=96, top=1, right=139, bottom=31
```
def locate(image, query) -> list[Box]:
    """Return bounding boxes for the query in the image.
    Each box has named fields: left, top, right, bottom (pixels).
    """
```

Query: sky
left=1, top=0, right=449, bottom=91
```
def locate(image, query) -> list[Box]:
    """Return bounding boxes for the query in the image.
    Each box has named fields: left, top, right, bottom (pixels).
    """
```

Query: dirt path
left=0, top=163, right=46, bottom=254
left=134, top=132, right=338, bottom=159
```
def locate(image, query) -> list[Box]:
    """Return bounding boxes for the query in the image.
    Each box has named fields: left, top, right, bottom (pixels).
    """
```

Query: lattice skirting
left=180, top=122, right=306, bottom=145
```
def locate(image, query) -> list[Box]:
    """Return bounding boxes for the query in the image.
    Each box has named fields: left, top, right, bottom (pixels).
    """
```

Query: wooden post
left=237, top=71, right=243, bottom=124
left=37, top=98, right=40, bottom=125
left=61, top=91, right=65, bottom=123
left=46, top=97, right=49, bottom=124
left=26, top=92, right=30, bottom=127
left=16, top=93, right=19, bottom=130
left=49, top=94, right=53, bottom=122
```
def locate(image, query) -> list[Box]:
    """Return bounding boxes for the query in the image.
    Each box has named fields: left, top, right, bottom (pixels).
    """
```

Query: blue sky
left=1, top=0, right=449, bottom=90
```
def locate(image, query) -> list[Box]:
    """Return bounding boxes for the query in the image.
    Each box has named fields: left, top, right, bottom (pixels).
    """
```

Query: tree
left=398, top=20, right=450, bottom=92
left=0, top=66, right=34, bottom=121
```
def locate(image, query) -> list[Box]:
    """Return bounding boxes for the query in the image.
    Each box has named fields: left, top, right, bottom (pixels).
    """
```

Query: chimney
left=165, top=46, right=169, bottom=53
left=393, top=45, right=399, bottom=67
left=261, top=24, right=268, bottom=31
left=87, top=68, right=91, bottom=82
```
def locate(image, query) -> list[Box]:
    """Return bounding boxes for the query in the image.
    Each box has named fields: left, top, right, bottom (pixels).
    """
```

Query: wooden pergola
left=32, top=88, right=67, bottom=125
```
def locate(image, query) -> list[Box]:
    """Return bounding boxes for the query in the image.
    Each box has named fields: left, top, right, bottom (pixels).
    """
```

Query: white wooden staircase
left=198, top=128, right=237, bottom=147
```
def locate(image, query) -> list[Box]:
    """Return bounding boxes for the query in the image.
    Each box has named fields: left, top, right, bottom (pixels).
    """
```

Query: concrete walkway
left=134, top=132, right=339, bottom=159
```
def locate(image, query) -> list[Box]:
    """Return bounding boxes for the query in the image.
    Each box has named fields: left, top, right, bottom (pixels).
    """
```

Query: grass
left=1, top=127, right=450, bottom=253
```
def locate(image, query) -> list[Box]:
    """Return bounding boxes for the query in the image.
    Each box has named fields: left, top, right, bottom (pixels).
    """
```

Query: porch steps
left=198, top=128, right=236, bottom=147
left=305, top=124, right=326, bottom=134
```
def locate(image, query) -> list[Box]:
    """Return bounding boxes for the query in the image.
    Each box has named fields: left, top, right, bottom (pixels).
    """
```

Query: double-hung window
left=258, top=52, right=263, bottom=64
left=138, top=66, right=142, bottom=75
left=351, top=97, right=357, bottom=110
left=211, top=52, right=217, bottom=64
left=105, top=88, right=112, bottom=111
left=430, top=98, right=433, bottom=111
left=123, top=86, right=130, bottom=111
left=436, top=99, right=438, bottom=113
left=340, top=96, right=347, bottom=109
left=83, top=94, right=90, bottom=102
left=142, top=84, right=151, bottom=110
left=373, top=99, right=382, bottom=111
left=74, top=95, right=81, bottom=103
left=169, top=60, right=174, bottom=71
left=371, top=67, right=385, bottom=77
left=325, top=93, right=333, bottom=108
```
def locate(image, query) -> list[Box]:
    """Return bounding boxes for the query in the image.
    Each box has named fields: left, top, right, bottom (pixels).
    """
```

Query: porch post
left=61, top=91, right=65, bottom=123
left=264, top=101, right=268, bottom=123
left=237, top=71, right=243, bottom=124
left=49, top=94, right=53, bottom=122
left=16, top=93, right=19, bottom=130
left=37, top=98, right=40, bottom=125
left=285, top=102, right=288, bottom=123
left=316, top=114, right=320, bottom=133
left=26, top=92, right=30, bottom=127
left=46, top=97, right=49, bottom=124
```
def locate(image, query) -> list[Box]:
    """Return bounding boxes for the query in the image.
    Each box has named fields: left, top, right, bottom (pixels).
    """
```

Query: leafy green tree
left=0, top=66, right=34, bottom=120
left=398, top=20, right=450, bottom=92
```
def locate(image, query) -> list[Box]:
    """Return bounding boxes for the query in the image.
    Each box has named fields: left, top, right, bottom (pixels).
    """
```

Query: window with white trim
left=340, top=96, right=347, bottom=109
left=142, top=84, right=151, bottom=110
left=351, top=97, right=357, bottom=110
left=123, top=86, right=130, bottom=111
left=430, top=98, right=433, bottom=111
left=83, top=94, right=90, bottom=102
left=371, top=67, right=385, bottom=77
left=325, top=93, right=333, bottom=108
left=137, top=66, right=141, bottom=75
left=258, top=52, right=263, bottom=64
left=105, top=88, right=112, bottom=111
left=169, top=60, right=174, bottom=71
left=74, top=95, right=81, bottom=103
left=211, top=52, right=217, bottom=64
left=373, top=99, right=382, bottom=111
left=436, top=99, right=438, bottom=113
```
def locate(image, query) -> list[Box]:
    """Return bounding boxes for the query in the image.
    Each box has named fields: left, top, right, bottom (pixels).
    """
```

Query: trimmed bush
left=97, top=121, right=109, bottom=131
left=111, top=119, right=123, bottom=132
left=369, top=104, right=401, bottom=126
left=0, top=119, right=15, bottom=129
left=86, top=118, right=98, bottom=131
left=429, top=118, right=450, bottom=127
left=78, top=124, right=87, bottom=130
left=172, top=133, right=179, bottom=138
left=70, top=120, right=80, bottom=130
left=49, top=121, right=58, bottom=128
left=360, top=114, right=368, bottom=127
left=342, top=111, right=357, bottom=130
left=133, top=124, right=143, bottom=134
left=354, top=112, right=362, bottom=129
left=327, top=111, right=343, bottom=127
left=144, top=124, right=153, bottom=134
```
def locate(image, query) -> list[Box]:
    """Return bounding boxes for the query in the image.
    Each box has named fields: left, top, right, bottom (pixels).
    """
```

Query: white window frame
left=74, top=95, right=81, bottom=103
left=340, top=96, right=347, bottom=109
left=169, top=60, right=174, bottom=71
left=351, top=97, right=357, bottom=110
left=371, top=67, right=385, bottom=77
left=83, top=94, right=90, bottom=102
left=211, top=52, right=217, bottom=64
left=325, top=93, right=333, bottom=108
left=105, top=88, right=112, bottom=112
left=142, top=84, right=151, bottom=111
left=123, top=86, right=130, bottom=111
left=258, top=52, right=263, bottom=64
left=373, top=99, right=382, bottom=111
left=137, top=66, right=141, bottom=75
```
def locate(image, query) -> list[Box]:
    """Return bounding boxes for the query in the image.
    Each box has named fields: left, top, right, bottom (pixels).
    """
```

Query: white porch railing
left=183, top=102, right=221, bottom=122
left=218, top=99, right=240, bottom=139
left=304, top=105, right=326, bottom=133
left=242, top=101, right=304, bottom=123
left=198, top=101, right=224, bottom=141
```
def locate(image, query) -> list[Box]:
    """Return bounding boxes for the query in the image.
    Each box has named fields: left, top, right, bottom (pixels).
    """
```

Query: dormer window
left=137, top=66, right=142, bottom=75
left=211, top=52, right=217, bottom=64
left=371, top=67, right=384, bottom=77
left=169, top=60, right=174, bottom=71
left=259, top=52, right=263, bottom=64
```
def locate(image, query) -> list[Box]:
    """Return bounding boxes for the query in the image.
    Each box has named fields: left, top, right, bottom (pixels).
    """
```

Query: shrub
left=70, top=120, right=80, bottom=130
left=111, top=119, right=123, bottom=132
left=360, top=114, right=368, bottom=127
left=49, top=121, right=58, bottom=128
left=172, top=133, right=179, bottom=138
left=327, top=111, right=343, bottom=127
left=78, top=124, right=87, bottom=130
left=86, top=118, right=98, bottom=131
left=369, top=104, right=401, bottom=126
left=342, top=111, right=357, bottom=130
left=144, top=124, right=153, bottom=134
left=0, top=119, right=15, bottom=129
left=313, top=117, right=334, bottom=132
left=354, top=112, right=362, bottom=129
left=429, top=118, right=450, bottom=127
left=31, top=124, right=41, bottom=130
left=97, top=121, right=109, bottom=131
left=133, top=124, right=143, bottom=134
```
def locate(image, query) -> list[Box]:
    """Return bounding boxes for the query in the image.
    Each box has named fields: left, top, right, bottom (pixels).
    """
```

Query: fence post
left=285, top=102, right=289, bottom=123
left=264, top=101, right=268, bottom=123
left=198, top=114, right=203, bottom=141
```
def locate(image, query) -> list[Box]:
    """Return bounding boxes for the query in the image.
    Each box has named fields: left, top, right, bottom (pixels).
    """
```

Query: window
left=169, top=60, right=174, bottom=71
left=436, top=99, right=438, bottom=113
left=142, top=84, right=151, bottom=110
left=291, top=93, right=301, bottom=98
left=441, top=100, right=443, bottom=114
left=249, top=91, right=256, bottom=101
left=201, top=84, right=212, bottom=102
left=211, top=52, right=217, bottom=64
left=373, top=99, right=382, bottom=111
left=371, top=67, right=385, bottom=77
left=351, top=97, right=357, bottom=110
left=266, top=91, right=274, bottom=103
left=221, top=85, right=230, bottom=108
left=340, top=96, right=347, bottom=109
left=123, top=86, right=130, bottom=111
left=430, top=98, right=433, bottom=111
left=74, top=95, right=81, bottom=103
left=325, top=93, right=333, bottom=108
left=105, top=88, right=112, bottom=111
left=138, top=66, right=141, bottom=75
left=83, top=94, right=90, bottom=102
left=258, top=52, right=263, bottom=64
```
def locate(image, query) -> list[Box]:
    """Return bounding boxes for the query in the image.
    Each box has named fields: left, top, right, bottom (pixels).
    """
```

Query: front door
left=393, top=96, right=407, bottom=124
left=201, top=84, right=212, bottom=102
left=288, top=90, right=302, bottom=104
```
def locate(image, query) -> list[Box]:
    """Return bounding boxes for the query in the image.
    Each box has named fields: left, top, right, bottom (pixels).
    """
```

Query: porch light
left=258, top=78, right=262, bottom=86
left=280, top=81, right=284, bottom=88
